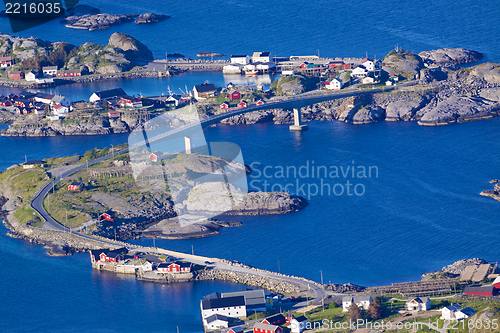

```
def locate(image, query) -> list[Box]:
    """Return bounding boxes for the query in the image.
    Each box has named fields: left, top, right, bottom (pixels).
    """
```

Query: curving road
left=28, top=83, right=417, bottom=304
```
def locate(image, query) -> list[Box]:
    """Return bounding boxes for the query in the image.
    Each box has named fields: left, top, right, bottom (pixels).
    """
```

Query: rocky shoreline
left=480, top=180, right=500, bottom=202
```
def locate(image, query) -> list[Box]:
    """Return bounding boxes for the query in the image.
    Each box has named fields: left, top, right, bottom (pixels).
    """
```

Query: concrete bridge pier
left=289, top=108, right=308, bottom=131
left=184, top=136, right=192, bottom=154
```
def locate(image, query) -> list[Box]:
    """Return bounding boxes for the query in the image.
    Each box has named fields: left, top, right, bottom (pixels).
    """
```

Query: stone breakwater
left=161, top=59, right=229, bottom=72
left=195, top=269, right=302, bottom=294
left=60, top=69, right=171, bottom=83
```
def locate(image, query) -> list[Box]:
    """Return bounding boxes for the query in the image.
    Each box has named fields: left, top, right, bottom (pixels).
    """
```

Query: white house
left=141, top=261, right=153, bottom=272
left=47, top=115, right=61, bottom=121
left=288, top=315, right=308, bottom=333
left=200, top=295, right=246, bottom=320
left=351, top=65, right=369, bottom=78
left=362, top=76, right=375, bottom=84
left=42, top=66, right=57, bottom=77
left=51, top=95, right=71, bottom=107
left=361, top=58, right=375, bottom=71
left=282, top=70, right=294, bottom=76
left=34, top=93, right=55, bottom=104
left=204, top=314, right=229, bottom=330
left=441, top=304, right=476, bottom=320
left=252, top=51, right=273, bottom=63
left=255, top=62, right=276, bottom=71
left=34, top=109, right=45, bottom=115
left=406, top=297, right=431, bottom=311
left=223, top=64, right=243, bottom=74
left=25, top=71, right=37, bottom=82
left=231, top=55, right=250, bottom=65
left=342, top=295, right=372, bottom=312
left=325, top=78, right=342, bottom=90
left=52, top=104, right=69, bottom=115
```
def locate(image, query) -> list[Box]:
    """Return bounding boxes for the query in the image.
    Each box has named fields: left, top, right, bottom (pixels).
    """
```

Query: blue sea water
left=1, top=0, right=500, bottom=332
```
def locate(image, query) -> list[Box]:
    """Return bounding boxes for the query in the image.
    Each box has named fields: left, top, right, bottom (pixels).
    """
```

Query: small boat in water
left=244, top=69, right=258, bottom=76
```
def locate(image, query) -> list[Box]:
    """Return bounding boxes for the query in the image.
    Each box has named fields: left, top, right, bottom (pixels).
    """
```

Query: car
left=0, top=108, right=6, bottom=111
left=204, top=261, right=212, bottom=265
left=402, top=313, right=412, bottom=317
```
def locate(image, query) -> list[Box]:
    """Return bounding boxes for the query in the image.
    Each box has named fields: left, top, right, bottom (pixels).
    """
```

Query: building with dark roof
left=200, top=295, right=246, bottom=320
left=89, top=88, right=128, bottom=102
left=193, top=83, right=217, bottom=99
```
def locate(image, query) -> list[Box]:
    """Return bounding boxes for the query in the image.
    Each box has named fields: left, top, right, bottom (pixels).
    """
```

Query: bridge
left=131, top=81, right=417, bottom=153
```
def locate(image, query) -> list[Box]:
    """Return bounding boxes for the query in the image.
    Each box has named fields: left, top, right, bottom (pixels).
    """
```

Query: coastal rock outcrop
left=62, top=13, right=138, bottom=31
left=468, top=63, right=500, bottom=83
left=383, top=51, right=423, bottom=80
left=221, top=111, right=274, bottom=125
left=224, top=192, right=308, bottom=215
left=418, top=48, right=483, bottom=68
left=352, top=105, right=385, bottom=124
left=135, top=13, right=170, bottom=24
left=385, top=97, right=427, bottom=121
left=417, top=96, right=495, bottom=126
left=108, top=32, right=154, bottom=63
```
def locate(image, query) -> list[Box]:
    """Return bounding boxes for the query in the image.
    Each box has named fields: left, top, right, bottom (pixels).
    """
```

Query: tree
left=348, top=302, right=362, bottom=321
left=368, top=296, right=382, bottom=320
left=329, top=301, right=338, bottom=309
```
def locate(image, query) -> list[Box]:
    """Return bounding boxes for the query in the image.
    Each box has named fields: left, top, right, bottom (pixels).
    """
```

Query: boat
left=244, top=69, right=258, bottom=76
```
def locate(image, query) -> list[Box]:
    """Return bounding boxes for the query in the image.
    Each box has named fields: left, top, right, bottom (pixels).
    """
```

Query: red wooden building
left=149, top=152, right=163, bottom=162
left=68, top=181, right=85, bottom=191
left=262, top=314, right=286, bottom=326
left=108, top=111, right=121, bottom=118
left=0, top=56, right=13, bottom=68
left=237, top=100, right=248, bottom=108
left=253, top=323, right=283, bottom=333
left=9, top=71, right=24, bottom=80
left=464, top=286, right=497, bottom=297
left=99, top=210, right=115, bottom=222
left=228, top=89, right=241, bottom=100
left=256, top=100, right=265, bottom=106
left=0, top=100, right=11, bottom=106
left=56, top=69, right=82, bottom=77
left=341, top=63, right=352, bottom=70
left=157, top=261, right=193, bottom=273
left=220, top=101, right=230, bottom=109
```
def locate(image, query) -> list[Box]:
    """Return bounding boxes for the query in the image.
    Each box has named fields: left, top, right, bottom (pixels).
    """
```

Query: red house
left=253, top=323, right=283, bottom=333
left=220, top=101, right=230, bottom=109
left=108, top=111, right=121, bottom=118
left=464, top=286, right=497, bottom=297
left=68, top=181, right=85, bottom=191
left=493, top=276, right=500, bottom=289
left=105, top=249, right=126, bottom=262
left=22, top=108, right=31, bottom=115
left=9, top=71, right=24, bottom=80
left=237, top=100, right=248, bottom=108
left=0, top=56, right=12, bottom=68
left=262, top=314, right=286, bottom=326
left=89, top=249, right=109, bottom=263
left=341, top=63, right=352, bottom=70
left=228, top=89, right=241, bottom=100
left=157, top=261, right=193, bottom=273
left=256, top=100, right=265, bottom=106
left=56, top=69, right=82, bottom=77
left=0, top=100, right=11, bottom=106
left=149, top=151, right=163, bottom=162
left=99, top=210, right=115, bottom=222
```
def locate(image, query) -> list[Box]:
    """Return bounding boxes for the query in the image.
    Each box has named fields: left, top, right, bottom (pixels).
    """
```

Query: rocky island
left=0, top=147, right=307, bottom=255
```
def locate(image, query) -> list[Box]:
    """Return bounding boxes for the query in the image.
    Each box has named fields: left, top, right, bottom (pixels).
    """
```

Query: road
left=28, top=83, right=420, bottom=303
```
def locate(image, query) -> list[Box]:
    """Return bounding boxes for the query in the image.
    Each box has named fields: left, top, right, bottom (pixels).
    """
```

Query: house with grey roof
left=406, top=297, right=432, bottom=311
left=200, top=295, right=246, bottom=322
left=342, top=295, right=373, bottom=312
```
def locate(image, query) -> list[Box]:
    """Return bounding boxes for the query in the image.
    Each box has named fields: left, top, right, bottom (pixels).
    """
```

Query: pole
left=191, top=244, right=194, bottom=255
left=320, top=270, right=324, bottom=312
left=153, top=238, right=155, bottom=248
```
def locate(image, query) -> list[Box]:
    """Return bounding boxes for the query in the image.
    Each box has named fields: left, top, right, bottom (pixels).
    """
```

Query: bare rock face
left=221, top=111, right=273, bottom=125
left=135, top=13, right=170, bottom=24
left=417, top=96, right=495, bottom=126
left=479, top=87, right=500, bottom=102
left=383, top=52, right=423, bottom=80
left=352, top=106, right=385, bottom=124
left=224, top=192, right=308, bottom=215
left=386, top=97, right=426, bottom=121
left=468, top=63, right=500, bottom=83
left=418, top=48, right=483, bottom=68
left=108, top=32, right=154, bottom=62
left=62, top=13, right=137, bottom=31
